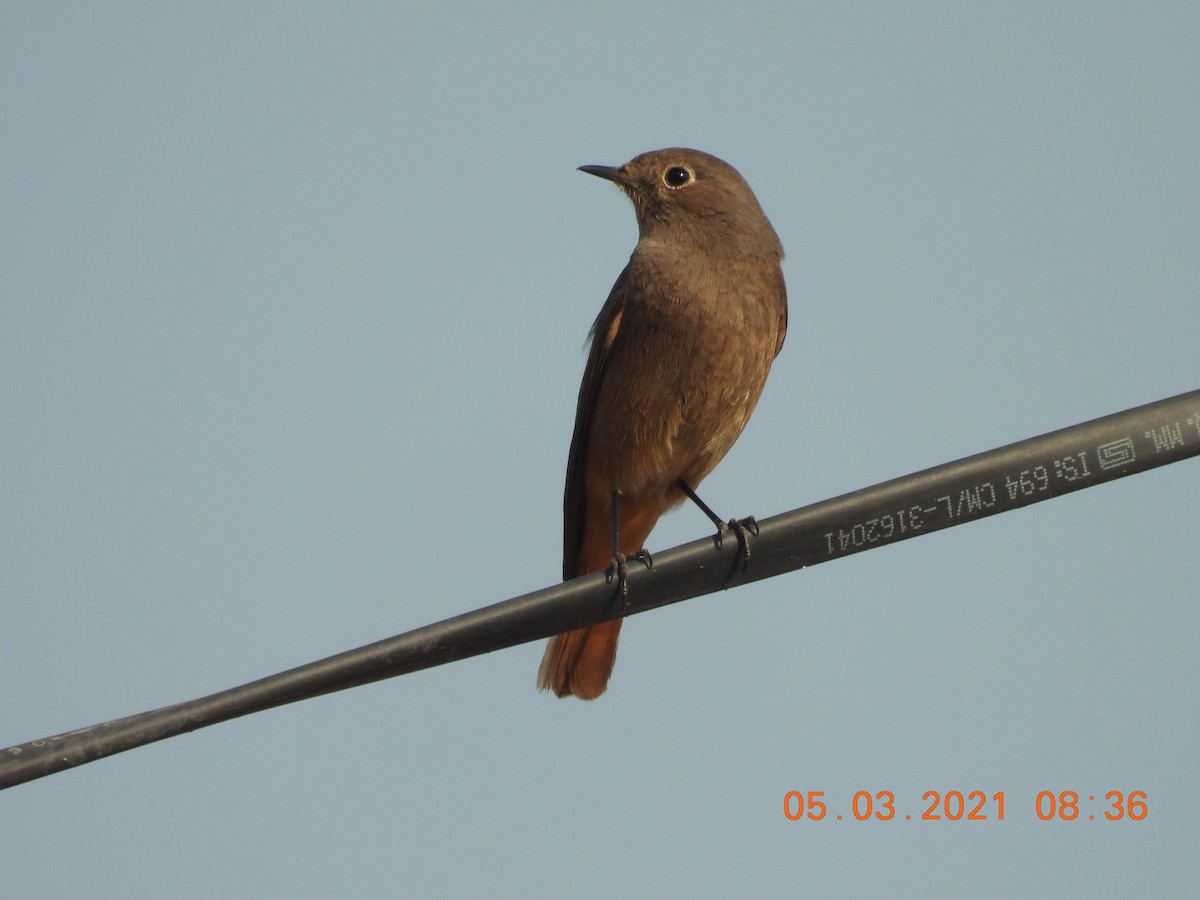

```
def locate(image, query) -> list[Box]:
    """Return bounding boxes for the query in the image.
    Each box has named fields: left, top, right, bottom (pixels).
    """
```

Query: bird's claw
left=605, top=548, right=654, bottom=608
left=714, top=516, right=759, bottom=569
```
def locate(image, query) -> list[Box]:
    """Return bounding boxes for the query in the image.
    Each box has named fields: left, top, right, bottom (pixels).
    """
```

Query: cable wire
left=2, top=388, right=1197, bottom=790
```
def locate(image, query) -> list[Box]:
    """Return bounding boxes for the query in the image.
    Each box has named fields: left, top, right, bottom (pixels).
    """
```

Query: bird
left=537, top=148, right=788, bottom=699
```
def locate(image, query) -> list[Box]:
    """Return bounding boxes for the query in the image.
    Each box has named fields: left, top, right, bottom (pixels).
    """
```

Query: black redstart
left=538, top=148, right=788, bottom=699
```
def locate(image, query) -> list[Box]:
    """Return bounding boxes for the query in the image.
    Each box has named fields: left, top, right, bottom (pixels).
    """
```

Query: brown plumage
left=537, top=148, right=788, bottom=699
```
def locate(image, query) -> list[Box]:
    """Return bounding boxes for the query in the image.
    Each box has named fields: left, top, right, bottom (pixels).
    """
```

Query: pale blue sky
left=3, top=3, right=1198, bottom=897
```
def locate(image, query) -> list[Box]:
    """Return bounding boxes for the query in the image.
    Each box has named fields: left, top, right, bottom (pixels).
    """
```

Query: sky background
left=3, top=3, right=1198, bottom=897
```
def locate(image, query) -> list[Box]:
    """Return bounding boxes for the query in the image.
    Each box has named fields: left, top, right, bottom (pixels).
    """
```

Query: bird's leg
left=605, top=488, right=653, bottom=605
left=675, top=478, right=759, bottom=570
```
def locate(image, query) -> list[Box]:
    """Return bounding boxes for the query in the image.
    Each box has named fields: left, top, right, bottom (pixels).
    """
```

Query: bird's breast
left=585, top=253, right=785, bottom=497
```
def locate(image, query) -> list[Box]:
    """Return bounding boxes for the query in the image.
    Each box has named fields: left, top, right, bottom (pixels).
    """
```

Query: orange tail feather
left=540, top=487, right=666, bottom=699
left=537, top=618, right=622, bottom=700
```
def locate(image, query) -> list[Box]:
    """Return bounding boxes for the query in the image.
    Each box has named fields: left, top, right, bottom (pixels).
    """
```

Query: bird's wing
left=562, top=266, right=631, bottom=580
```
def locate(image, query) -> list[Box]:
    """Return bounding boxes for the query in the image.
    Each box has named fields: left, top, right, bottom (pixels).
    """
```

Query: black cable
left=2, top=389, right=1197, bottom=790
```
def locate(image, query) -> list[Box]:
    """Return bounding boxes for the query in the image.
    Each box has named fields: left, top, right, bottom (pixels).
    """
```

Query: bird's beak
left=578, top=164, right=631, bottom=187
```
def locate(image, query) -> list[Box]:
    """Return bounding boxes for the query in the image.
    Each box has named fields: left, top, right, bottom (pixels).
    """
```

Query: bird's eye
left=663, top=166, right=693, bottom=188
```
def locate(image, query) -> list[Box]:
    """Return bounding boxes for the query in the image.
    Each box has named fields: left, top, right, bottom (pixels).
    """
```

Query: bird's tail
left=540, top=488, right=664, bottom=699
left=537, top=618, right=623, bottom=700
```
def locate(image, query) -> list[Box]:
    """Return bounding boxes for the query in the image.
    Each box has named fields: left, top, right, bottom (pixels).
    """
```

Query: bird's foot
left=714, top=516, right=759, bottom=570
left=606, top=548, right=654, bottom=609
